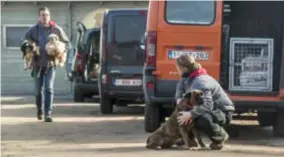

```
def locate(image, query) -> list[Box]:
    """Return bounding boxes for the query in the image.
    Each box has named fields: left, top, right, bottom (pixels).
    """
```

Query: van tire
left=144, top=102, right=162, bottom=133
left=74, top=86, right=84, bottom=102
left=273, top=108, right=284, bottom=137
left=257, top=111, right=275, bottom=127
left=100, top=95, right=113, bottom=114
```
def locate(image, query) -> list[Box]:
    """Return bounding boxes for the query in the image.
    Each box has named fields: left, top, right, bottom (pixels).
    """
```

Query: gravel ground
left=1, top=96, right=284, bottom=157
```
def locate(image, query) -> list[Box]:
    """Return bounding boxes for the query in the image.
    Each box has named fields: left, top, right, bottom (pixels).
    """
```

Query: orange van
left=143, top=0, right=284, bottom=137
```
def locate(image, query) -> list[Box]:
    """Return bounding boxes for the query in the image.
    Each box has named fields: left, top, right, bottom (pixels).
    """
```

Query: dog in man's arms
left=146, top=89, right=206, bottom=150
left=45, top=33, right=66, bottom=67
left=20, top=40, right=39, bottom=70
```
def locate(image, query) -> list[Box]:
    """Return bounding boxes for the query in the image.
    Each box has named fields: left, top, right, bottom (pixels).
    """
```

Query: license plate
left=168, top=50, right=209, bottom=60
left=114, top=79, right=142, bottom=86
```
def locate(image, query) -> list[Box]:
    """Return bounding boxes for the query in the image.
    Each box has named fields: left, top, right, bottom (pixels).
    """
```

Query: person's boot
left=44, top=116, right=53, bottom=122
left=44, top=103, right=53, bottom=122
left=36, top=94, right=43, bottom=120
left=37, top=110, right=43, bottom=120
left=44, top=111, right=53, bottom=122
left=209, top=127, right=229, bottom=150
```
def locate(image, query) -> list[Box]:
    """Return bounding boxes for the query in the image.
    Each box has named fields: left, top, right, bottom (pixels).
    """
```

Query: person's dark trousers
left=34, top=67, right=56, bottom=120
left=194, top=109, right=233, bottom=147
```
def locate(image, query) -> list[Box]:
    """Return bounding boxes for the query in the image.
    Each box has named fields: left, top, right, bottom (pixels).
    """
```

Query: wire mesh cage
left=229, top=38, right=274, bottom=92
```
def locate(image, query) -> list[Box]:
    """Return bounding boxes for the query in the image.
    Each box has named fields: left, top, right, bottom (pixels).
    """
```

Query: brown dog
left=20, top=40, right=39, bottom=70
left=146, top=90, right=206, bottom=150
left=45, top=33, right=66, bottom=67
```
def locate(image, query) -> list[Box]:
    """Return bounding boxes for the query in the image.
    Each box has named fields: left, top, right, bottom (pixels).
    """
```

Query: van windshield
left=165, top=1, right=215, bottom=25
left=108, top=14, right=146, bottom=66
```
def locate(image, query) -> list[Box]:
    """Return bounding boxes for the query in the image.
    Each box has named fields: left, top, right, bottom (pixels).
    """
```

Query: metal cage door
left=228, top=38, right=274, bottom=92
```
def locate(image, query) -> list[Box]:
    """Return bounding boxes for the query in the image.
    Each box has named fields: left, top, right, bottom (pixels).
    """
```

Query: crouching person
left=22, top=7, right=70, bottom=122
left=175, top=54, right=235, bottom=150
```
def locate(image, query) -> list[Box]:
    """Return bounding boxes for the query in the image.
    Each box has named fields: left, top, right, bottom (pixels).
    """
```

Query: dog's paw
left=188, top=146, right=210, bottom=151
left=188, top=140, right=198, bottom=147
left=146, top=145, right=161, bottom=150
left=199, top=146, right=210, bottom=151
left=199, top=143, right=207, bottom=149
left=174, top=139, right=185, bottom=146
left=188, top=147, right=199, bottom=151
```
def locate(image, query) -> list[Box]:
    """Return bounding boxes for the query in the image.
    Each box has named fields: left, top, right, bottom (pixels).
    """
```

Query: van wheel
left=100, top=95, right=113, bottom=114
left=273, top=108, right=284, bottom=137
left=144, top=102, right=163, bottom=133
left=74, top=86, right=84, bottom=102
left=257, top=111, right=275, bottom=127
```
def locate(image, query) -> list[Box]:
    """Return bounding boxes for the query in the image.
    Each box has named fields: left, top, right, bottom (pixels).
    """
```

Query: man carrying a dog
left=22, top=7, right=70, bottom=122
left=175, top=54, right=235, bottom=150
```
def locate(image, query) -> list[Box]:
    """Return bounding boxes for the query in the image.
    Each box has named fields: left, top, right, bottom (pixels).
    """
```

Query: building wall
left=1, top=1, right=148, bottom=95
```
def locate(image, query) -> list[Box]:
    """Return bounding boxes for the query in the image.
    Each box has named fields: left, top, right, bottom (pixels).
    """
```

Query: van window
left=165, top=1, right=215, bottom=25
left=109, top=14, right=146, bottom=66
left=114, top=15, right=146, bottom=43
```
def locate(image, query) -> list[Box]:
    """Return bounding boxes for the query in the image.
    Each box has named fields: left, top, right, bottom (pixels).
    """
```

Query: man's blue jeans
left=34, top=67, right=56, bottom=116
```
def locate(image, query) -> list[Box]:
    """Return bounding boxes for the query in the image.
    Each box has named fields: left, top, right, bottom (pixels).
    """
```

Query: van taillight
left=76, top=53, right=83, bottom=72
left=146, top=82, right=154, bottom=89
left=145, top=31, right=157, bottom=67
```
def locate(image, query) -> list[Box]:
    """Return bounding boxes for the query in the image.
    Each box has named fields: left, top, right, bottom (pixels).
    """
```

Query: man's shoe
left=210, top=128, right=229, bottom=150
left=37, top=111, right=43, bottom=120
left=44, top=116, right=53, bottom=122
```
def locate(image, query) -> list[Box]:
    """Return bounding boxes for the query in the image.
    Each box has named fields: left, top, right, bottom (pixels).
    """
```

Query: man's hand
left=177, top=111, right=192, bottom=126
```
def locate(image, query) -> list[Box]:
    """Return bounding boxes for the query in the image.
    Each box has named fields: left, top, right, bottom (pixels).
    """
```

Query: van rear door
left=83, top=29, right=101, bottom=83
left=155, top=1, right=222, bottom=97
left=106, top=10, right=147, bottom=92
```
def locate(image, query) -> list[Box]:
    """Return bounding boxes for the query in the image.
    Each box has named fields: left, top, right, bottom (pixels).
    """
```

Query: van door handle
left=110, top=70, right=121, bottom=74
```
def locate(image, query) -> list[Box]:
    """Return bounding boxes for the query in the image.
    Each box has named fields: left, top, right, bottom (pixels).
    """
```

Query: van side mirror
left=140, top=36, right=145, bottom=50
